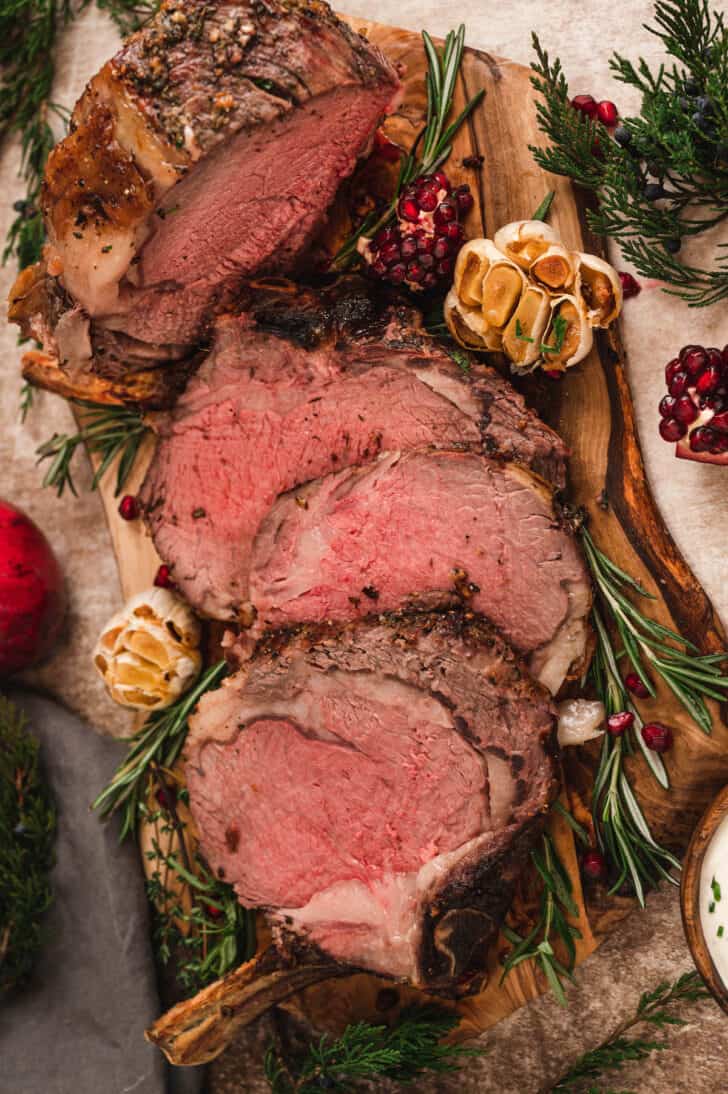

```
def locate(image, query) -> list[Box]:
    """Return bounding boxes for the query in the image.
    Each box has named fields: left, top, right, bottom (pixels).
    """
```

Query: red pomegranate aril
left=681, top=346, right=707, bottom=376
left=398, top=195, right=420, bottom=222
left=419, top=253, right=435, bottom=269
left=715, top=433, right=728, bottom=452
left=433, top=238, right=450, bottom=261
left=658, top=395, right=677, bottom=419
left=668, top=369, right=689, bottom=397
left=723, top=344, right=728, bottom=368
left=371, top=258, right=387, bottom=278
left=443, top=221, right=465, bottom=243
left=406, top=261, right=425, bottom=284
left=544, top=369, right=564, bottom=380
left=619, top=271, right=641, bottom=299
left=711, top=410, right=728, bottom=432
left=582, top=849, right=608, bottom=880
left=607, top=710, right=634, bottom=736
left=705, top=347, right=723, bottom=369
left=433, top=200, right=457, bottom=227
left=432, top=169, right=450, bottom=192
left=690, top=426, right=718, bottom=452
left=659, top=417, right=686, bottom=442
left=696, top=364, right=722, bottom=395
left=571, top=93, right=598, bottom=118
left=374, top=226, right=399, bottom=248
left=673, top=394, right=699, bottom=424
left=641, top=722, right=673, bottom=753
left=453, top=185, right=474, bottom=214
left=416, top=233, right=435, bottom=255
left=118, top=494, right=138, bottom=521
left=665, top=358, right=682, bottom=385
left=154, top=564, right=175, bottom=589
left=625, top=671, right=650, bottom=698
left=422, top=271, right=439, bottom=290
left=436, top=257, right=454, bottom=278
left=417, top=188, right=439, bottom=212
left=400, top=236, right=418, bottom=260
left=379, top=242, right=401, bottom=266
left=389, top=263, right=406, bottom=283
left=597, top=99, right=618, bottom=126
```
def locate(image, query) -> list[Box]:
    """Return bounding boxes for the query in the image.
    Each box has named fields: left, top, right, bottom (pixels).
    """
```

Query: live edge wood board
left=84, top=19, right=728, bottom=1037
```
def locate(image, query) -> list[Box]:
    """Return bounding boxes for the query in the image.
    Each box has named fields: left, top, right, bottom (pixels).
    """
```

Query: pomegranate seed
left=705, top=347, right=724, bottom=370
left=379, top=242, right=402, bottom=266
left=668, top=369, right=689, bottom=397
left=419, top=253, right=435, bottom=269
left=118, top=494, right=138, bottom=521
left=400, top=236, right=417, bottom=259
left=154, top=564, right=175, bottom=589
left=406, top=261, right=425, bottom=284
left=690, top=426, right=718, bottom=452
left=544, top=369, right=564, bottom=380
left=436, top=257, right=454, bottom=278
left=619, top=272, right=641, bottom=298
left=389, top=263, right=406, bottom=283
left=723, top=344, right=728, bottom=369
left=453, top=185, right=474, bottom=214
left=433, top=200, right=457, bottom=228
left=696, top=364, right=722, bottom=395
left=665, top=358, right=682, bottom=385
left=673, top=395, right=699, bottom=424
left=417, top=189, right=439, bottom=212
left=416, top=233, right=434, bottom=255
left=681, top=346, right=707, bottom=376
left=432, top=169, right=451, bottom=192
left=206, top=903, right=223, bottom=919
left=374, top=226, right=399, bottom=249
left=658, top=395, right=677, bottom=419
left=625, top=672, right=649, bottom=698
left=659, top=417, right=686, bottom=441
left=433, top=237, right=450, bottom=260
left=155, top=784, right=176, bottom=809
left=371, top=257, right=387, bottom=278
left=398, top=196, right=420, bottom=222
left=422, top=272, right=439, bottom=290
left=607, top=711, right=634, bottom=736
left=443, top=221, right=464, bottom=241
left=641, top=722, right=673, bottom=753
left=582, top=849, right=608, bottom=880
left=597, top=99, right=618, bottom=126
left=571, top=94, right=598, bottom=118
left=711, top=410, right=728, bottom=432
left=715, top=433, right=728, bottom=452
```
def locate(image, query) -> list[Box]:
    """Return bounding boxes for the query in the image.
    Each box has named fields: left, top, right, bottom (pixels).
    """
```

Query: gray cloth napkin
left=1, top=689, right=168, bottom=1094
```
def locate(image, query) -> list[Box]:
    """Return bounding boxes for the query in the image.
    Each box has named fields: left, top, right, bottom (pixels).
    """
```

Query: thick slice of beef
left=249, top=449, right=590, bottom=693
left=185, top=611, right=559, bottom=992
left=8, top=0, right=398, bottom=389
left=139, top=279, right=567, bottom=618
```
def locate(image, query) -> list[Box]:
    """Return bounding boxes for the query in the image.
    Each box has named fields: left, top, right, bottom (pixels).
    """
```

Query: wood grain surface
left=82, top=19, right=728, bottom=1039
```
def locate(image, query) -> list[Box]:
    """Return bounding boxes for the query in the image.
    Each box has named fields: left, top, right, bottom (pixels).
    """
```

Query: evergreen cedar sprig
left=264, top=1005, right=482, bottom=1092
left=0, top=696, right=56, bottom=994
left=92, top=660, right=227, bottom=841
left=501, top=833, right=582, bottom=1007
left=36, top=399, right=149, bottom=497
left=529, top=0, right=728, bottom=307
left=548, top=970, right=710, bottom=1092
left=335, top=25, right=484, bottom=265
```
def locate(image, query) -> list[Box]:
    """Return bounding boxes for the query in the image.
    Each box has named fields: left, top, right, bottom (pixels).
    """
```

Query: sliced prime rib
left=139, top=279, right=568, bottom=624
left=8, top=0, right=398, bottom=398
left=249, top=448, right=590, bottom=693
left=185, top=610, right=559, bottom=993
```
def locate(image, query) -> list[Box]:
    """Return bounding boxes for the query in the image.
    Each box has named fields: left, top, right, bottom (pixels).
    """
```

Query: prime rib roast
left=8, top=0, right=398, bottom=404
left=185, top=610, right=559, bottom=991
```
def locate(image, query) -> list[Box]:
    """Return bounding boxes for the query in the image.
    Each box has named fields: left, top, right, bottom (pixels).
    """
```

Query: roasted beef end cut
left=140, top=277, right=568, bottom=622
left=185, top=610, right=559, bottom=994
left=8, top=0, right=399, bottom=401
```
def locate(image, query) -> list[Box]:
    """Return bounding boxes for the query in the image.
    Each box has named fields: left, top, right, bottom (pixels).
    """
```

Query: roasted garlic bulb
left=448, top=221, right=622, bottom=374
left=93, top=587, right=202, bottom=710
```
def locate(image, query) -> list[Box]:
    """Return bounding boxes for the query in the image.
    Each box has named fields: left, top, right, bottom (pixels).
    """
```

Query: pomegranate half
left=0, top=500, right=66, bottom=676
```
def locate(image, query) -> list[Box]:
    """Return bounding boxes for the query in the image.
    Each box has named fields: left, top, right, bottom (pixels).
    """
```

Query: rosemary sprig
left=19, top=380, right=35, bottom=422
left=335, top=25, right=484, bottom=265
left=264, top=1004, right=482, bottom=1093
left=548, top=970, right=710, bottom=1092
left=36, top=399, right=149, bottom=497
left=501, top=833, right=582, bottom=1007
left=529, top=1, right=728, bottom=307
left=92, top=661, right=227, bottom=842
left=582, top=527, right=728, bottom=735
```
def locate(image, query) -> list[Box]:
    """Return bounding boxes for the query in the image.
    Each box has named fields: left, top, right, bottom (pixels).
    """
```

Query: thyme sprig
left=92, top=661, right=227, bottom=842
left=335, top=25, right=484, bottom=265
left=36, top=399, right=149, bottom=498
left=530, top=0, right=728, bottom=307
left=264, top=1004, right=482, bottom=1093
left=501, top=834, right=582, bottom=1007
left=548, top=970, right=710, bottom=1092
left=582, top=527, right=728, bottom=736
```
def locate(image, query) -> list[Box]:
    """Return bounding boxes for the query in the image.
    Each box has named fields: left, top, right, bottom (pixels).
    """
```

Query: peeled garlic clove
left=481, top=260, right=527, bottom=329
left=454, top=239, right=501, bottom=308
left=502, top=285, right=550, bottom=369
left=557, top=699, right=605, bottom=746
left=493, top=219, right=560, bottom=270
left=541, top=294, right=593, bottom=371
left=93, top=587, right=202, bottom=711
left=444, top=289, right=502, bottom=352
left=530, top=244, right=577, bottom=293
left=575, top=252, right=623, bottom=327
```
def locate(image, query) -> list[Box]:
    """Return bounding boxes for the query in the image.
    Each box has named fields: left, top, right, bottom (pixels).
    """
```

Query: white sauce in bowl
left=700, top=813, right=728, bottom=988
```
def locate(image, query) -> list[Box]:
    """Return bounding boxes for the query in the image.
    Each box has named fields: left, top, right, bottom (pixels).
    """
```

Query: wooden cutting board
left=86, top=18, right=728, bottom=1037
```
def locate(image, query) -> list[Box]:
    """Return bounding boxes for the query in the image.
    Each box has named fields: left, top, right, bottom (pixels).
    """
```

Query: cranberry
left=668, top=369, right=690, bottom=397
left=658, top=395, right=677, bottom=418
left=619, top=272, right=641, bottom=298
left=118, top=494, right=138, bottom=521
left=665, top=358, right=682, bottom=385
left=690, top=426, right=718, bottom=452
left=433, top=200, right=457, bottom=228
left=625, top=672, right=650, bottom=698
left=388, top=263, right=406, bottom=283
left=641, top=722, right=673, bottom=753
left=398, top=195, right=420, bottom=222
left=571, top=94, right=599, bottom=118
left=680, top=345, right=707, bottom=376
left=453, top=185, right=474, bottom=214
left=673, top=394, right=699, bottom=424
left=607, top=710, right=634, bottom=736
left=597, top=99, right=618, bottom=127
left=659, top=417, right=686, bottom=441
left=406, top=261, right=425, bottom=284
left=400, top=236, right=418, bottom=260
left=711, top=410, right=728, bottom=432
left=582, top=849, right=608, bottom=880
left=696, top=364, right=722, bottom=395
left=432, top=169, right=451, bottom=192
left=417, top=188, right=439, bottom=212
left=154, top=564, right=175, bottom=589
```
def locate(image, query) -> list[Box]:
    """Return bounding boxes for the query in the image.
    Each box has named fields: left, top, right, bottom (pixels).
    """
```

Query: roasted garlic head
left=93, top=587, right=202, bottom=710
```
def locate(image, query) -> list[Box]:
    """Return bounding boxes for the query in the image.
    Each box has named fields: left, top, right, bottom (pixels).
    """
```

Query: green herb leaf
left=515, top=317, right=535, bottom=343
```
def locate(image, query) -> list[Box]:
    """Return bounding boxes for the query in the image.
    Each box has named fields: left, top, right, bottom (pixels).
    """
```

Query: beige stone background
left=1, top=1, right=727, bottom=1090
